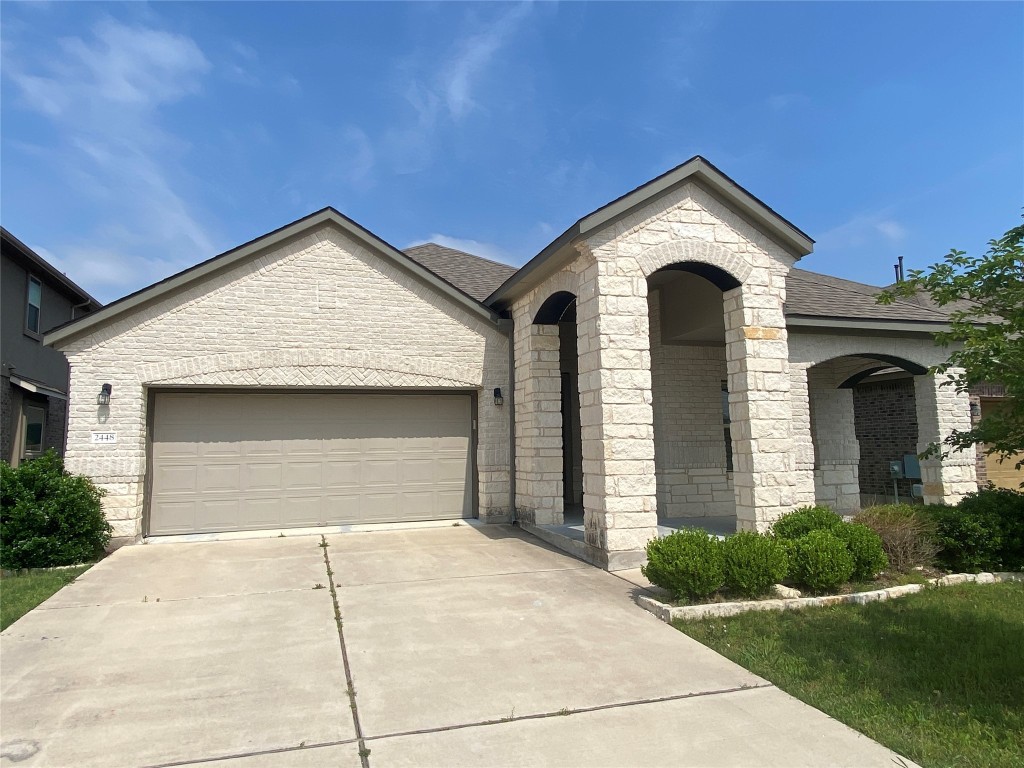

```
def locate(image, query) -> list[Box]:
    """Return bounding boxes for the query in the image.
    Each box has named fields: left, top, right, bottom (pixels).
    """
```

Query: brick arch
left=636, top=240, right=753, bottom=284
left=526, top=270, right=580, bottom=322
left=135, top=349, right=481, bottom=387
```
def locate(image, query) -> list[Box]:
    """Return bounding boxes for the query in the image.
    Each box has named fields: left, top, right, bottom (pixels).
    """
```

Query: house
left=2, top=228, right=102, bottom=466
left=43, top=157, right=984, bottom=569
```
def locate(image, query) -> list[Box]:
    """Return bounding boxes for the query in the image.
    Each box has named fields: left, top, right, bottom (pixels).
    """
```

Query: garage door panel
left=199, top=464, right=242, bottom=493
left=155, top=465, right=197, bottom=495
left=150, top=393, right=473, bottom=535
left=284, top=461, right=323, bottom=490
left=246, top=463, right=283, bottom=491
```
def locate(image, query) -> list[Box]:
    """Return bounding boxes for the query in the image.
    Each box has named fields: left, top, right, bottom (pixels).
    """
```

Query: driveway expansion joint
left=138, top=738, right=360, bottom=768
left=322, top=536, right=373, bottom=768
left=362, top=683, right=777, bottom=743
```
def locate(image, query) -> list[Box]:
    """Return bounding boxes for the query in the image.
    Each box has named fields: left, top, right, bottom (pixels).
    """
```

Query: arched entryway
left=647, top=262, right=741, bottom=532
left=533, top=291, right=583, bottom=516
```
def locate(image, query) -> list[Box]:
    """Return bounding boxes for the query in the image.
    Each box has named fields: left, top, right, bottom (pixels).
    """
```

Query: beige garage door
left=981, top=399, right=1024, bottom=490
left=149, top=392, right=474, bottom=535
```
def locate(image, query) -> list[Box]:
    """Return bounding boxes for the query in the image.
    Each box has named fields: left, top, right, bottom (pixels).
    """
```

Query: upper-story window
left=26, top=276, right=41, bottom=335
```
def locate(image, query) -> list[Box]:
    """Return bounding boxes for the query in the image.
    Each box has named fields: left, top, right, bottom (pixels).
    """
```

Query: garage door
left=981, top=399, right=1024, bottom=490
left=149, top=392, right=474, bottom=535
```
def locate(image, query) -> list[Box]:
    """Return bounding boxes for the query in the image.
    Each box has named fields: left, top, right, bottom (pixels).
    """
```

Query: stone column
left=915, top=370, right=978, bottom=504
left=808, top=382, right=861, bottom=513
left=723, top=281, right=797, bottom=531
left=789, top=364, right=817, bottom=507
left=512, top=309, right=564, bottom=525
left=575, top=256, right=658, bottom=570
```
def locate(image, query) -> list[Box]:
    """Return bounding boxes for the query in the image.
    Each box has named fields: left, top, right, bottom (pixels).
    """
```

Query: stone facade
left=58, top=226, right=511, bottom=545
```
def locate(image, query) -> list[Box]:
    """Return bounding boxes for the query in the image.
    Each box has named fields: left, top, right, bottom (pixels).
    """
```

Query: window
left=721, top=380, right=733, bottom=472
left=26, top=276, right=42, bottom=334
left=23, top=405, right=45, bottom=459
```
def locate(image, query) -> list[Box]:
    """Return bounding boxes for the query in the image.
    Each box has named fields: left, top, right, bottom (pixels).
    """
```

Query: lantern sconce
left=969, top=401, right=981, bottom=419
left=97, top=383, right=112, bottom=406
left=493, top=387, right=504, bottom=406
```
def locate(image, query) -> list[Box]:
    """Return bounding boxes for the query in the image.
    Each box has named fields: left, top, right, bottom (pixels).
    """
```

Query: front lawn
left=1, top=565, right=92, bottom=631
left=675, top=582, right=1024, bottom=768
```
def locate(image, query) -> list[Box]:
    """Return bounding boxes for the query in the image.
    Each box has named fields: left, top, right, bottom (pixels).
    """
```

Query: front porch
left=519, top=508, right=737, bottom=569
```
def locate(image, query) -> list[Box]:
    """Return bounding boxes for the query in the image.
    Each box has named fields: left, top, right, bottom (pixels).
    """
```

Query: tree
left=878, top=220, right=1024, bottom=469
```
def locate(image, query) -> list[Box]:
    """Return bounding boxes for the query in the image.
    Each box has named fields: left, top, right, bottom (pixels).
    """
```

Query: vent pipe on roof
left=893, top=263, right=901, bottom=283
left=898, top=255, right=905, bottom=282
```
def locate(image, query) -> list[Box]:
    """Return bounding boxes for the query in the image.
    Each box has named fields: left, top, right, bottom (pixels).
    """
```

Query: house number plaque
left=91, top=432, right=117, bottom=444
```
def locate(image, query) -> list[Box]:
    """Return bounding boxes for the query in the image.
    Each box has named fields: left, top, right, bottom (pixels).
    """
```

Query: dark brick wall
left=853, top=378, right=919, bottom=498
left=44, top=395, right=67, bottom=456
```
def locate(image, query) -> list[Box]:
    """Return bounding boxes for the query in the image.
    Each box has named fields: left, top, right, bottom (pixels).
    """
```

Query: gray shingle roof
left=404, top=242, right=955, bottom=325
left=785, top=269, right=953, bottom=323
left=404, top=243, right=518, bottom=302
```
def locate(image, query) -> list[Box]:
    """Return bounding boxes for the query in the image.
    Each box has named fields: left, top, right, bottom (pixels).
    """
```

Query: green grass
left=1, top=565, right=92, bottom=631
left=675, top=582, right=1024, bottom=768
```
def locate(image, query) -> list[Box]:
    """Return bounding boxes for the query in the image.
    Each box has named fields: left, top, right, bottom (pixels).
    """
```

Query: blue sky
left=2, top=1, right=1021, bottom=304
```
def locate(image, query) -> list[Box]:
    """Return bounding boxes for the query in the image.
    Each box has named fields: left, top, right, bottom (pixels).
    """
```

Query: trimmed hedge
left=833, top=522, right=889, bottom=581
left=790, top=530, right=855, bottom=593
left=1, top=451, right=110, bottom=569
left=721, top=531, right=789, bottom=598
left=771, top=505, right=844, bottom=541
left=642, top=528, right=723, bottom=601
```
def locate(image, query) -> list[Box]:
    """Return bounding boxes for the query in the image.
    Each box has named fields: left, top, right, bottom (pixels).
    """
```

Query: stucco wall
left=57, top=225, right=511, bottom=543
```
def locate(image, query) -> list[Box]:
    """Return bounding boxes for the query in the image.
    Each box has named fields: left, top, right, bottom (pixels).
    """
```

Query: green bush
left=1, top=451, right=110, bottom=569
left=926, top=503, right=1003, bottom=573
left=771, top=505, right=844, bottom=541
left=721, top=531, right=789, bottom=598
left=642, top=528, right=724, bottom=601
left=833, top=522, right=889, bottom=581
left=961, top=486, right=1024, bottom=570
left=790, top=530, right=855, bottom=593
left=854, top=504, right=938, bottom=572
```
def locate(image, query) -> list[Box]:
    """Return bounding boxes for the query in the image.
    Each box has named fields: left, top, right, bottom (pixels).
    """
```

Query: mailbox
left=888, top=460, right=904, bottom=479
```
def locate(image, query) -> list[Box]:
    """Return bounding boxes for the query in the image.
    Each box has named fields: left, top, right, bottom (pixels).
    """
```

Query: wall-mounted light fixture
left=493, top=387, right=504, bottom=406
left=97, top=383, right=112, bottom=406
left=969, top=401, right=981, bottom=419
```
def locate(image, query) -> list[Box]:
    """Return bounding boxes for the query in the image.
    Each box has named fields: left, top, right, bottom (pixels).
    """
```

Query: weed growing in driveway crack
left=358, top=747, right=371, bottom=758
left=318, top=540, right=329, bottom=548
left=557, top=707, right=573, bottom=716
left=500, top=707, right=516, bottom=722
left=313, top=583, right=326, bottom=590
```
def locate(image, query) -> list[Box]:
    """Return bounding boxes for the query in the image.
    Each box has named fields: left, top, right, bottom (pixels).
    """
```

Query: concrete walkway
left=0, top=525, right=917, bottom=767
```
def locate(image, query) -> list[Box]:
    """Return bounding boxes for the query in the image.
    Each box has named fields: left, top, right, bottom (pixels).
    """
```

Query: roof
left=785, top=269, right=954, bottom=324
left=404, top=243, right=517, bottom=302
left=1, top=227, right=102, bottom=311
left=487, top=155, right=815, bottom=309
left=44, top=208, right=502, bottom=348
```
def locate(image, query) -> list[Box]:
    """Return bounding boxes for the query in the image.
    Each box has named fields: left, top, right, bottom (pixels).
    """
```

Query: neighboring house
left=44, top=157, right=984, bottom=569
left=1, top=228, right=102, bottom=466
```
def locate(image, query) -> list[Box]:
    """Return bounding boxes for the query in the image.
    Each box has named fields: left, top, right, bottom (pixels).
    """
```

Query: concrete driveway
left=1, top=525, right=915, bottom=767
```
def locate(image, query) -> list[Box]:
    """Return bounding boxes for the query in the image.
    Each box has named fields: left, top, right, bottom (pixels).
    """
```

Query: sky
left=1, top=1, right=1022, bottom=304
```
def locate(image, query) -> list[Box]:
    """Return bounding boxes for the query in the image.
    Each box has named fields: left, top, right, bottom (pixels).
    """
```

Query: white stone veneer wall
left=788, top=332, right=978, bottom=506
left=57, top=225, right=512, bottom=545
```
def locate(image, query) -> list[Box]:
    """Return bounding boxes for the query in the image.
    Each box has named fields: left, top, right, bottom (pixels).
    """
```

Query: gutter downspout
left=499, top=317, right=516, bottom=523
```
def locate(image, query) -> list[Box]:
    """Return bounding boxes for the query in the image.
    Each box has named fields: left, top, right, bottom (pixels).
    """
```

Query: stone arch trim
left=525, top=270, right=580, bottom=322
left=136, top=349, right=481, bottom=388
left=636, top=240, right=753, bottom=284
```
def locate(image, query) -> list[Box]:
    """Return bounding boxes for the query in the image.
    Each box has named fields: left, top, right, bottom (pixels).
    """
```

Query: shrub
left=771, top=505, right=844, bottom=541
left=925, top=503, right=1002, bottom=573
left=833, top=522, right=889, bottom=581
left=855, top=504, right=939, bottom=572
left=641, top=528, right=724, bottom=601
left=960, top=486, right=1024, bottom=570
left=721, top=531, right=789, bottom=598
left=790, top=530, right=855, bottom=593
left=1, top=451, right=110, bottom=570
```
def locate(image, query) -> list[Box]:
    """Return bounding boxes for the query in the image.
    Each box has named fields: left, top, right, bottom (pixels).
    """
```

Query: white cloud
left=875, top=220, right=907, bottom=243
left=407, top=234, right=515, bottom=265
left=441, top=2, right=532, bottom=120
left=817, top=211, right=909, bottom=253
left=4, top=17, right=218, bottom=301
